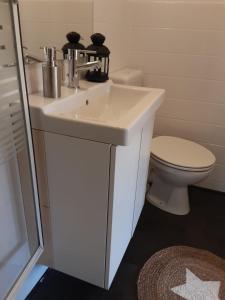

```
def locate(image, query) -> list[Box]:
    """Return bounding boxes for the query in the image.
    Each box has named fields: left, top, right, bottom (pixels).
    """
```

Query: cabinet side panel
left=106, top=132, right=141, bottom=288
left=132, top=117, right=155, bottom=234
left=44, top=132, right=110, bottom=288
left=32, top=129, right=50, bottom=208
left=32, top=129, right=53, bottom=267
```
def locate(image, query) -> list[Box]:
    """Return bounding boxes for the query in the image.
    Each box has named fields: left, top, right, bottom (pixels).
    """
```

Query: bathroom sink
left=29, top=81, right=164, bottom=145
left=62, top=86, right=150, bottom=122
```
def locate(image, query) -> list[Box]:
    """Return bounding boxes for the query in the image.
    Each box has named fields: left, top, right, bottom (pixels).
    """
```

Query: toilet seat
left=151, top=136, right=216, bottom=172
left=151, top=154, right=214, bottom=172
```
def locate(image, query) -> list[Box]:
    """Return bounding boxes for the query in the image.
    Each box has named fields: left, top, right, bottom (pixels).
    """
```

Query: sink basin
left=67, top=86, right=149, bottom=123
left=29, top=80, right=165, bottom=145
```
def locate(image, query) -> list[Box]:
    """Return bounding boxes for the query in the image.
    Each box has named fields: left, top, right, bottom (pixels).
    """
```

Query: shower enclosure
left=0, top=1, right=43, bottom=299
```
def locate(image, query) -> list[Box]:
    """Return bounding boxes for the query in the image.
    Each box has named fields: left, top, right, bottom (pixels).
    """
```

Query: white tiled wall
left=19, top=0, right=128, bottom=71
left=19, top=0, right=93, bottom=59
left=127, top=0, right=225, bottom=192
left=18, top=0, right=225, bottom=192
left=93, top=0, right=128, bottom=72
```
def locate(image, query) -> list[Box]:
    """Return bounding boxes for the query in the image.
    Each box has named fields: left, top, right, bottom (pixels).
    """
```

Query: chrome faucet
left=67, top=49, right=101, bottom=90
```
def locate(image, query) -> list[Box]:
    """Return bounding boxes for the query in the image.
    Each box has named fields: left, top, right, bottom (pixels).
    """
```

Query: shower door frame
left=5, top=1, right=44, bottom=299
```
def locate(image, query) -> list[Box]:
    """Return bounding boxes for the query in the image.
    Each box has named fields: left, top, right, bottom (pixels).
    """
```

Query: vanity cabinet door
left=44, top=132, right=111, bottom=288
left=132, top=117, right=155, bottom=234
left=105, top=132, right=142, bottom=288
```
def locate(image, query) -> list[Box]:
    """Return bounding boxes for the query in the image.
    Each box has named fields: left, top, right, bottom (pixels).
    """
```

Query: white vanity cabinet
left=44, top=133, right=110, bottom=288
left=132, top=117, right=155, bottom=235
left=30, top=81, right=164, bottom=289
left=33, top=118, right=153, bottom=289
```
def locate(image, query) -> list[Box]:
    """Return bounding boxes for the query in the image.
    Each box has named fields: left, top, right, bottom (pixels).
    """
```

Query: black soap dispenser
left=62, top=32, right=85, bottom=59
left=86, top=33, right=110, bottom=83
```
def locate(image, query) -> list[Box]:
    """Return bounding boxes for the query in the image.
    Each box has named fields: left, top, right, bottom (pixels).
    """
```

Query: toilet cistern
left=67, top=49, right=101, bottom=90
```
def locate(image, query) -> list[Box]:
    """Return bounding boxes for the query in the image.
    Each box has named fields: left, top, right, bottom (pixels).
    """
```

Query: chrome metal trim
left=5, top=2, right=44, bottom=299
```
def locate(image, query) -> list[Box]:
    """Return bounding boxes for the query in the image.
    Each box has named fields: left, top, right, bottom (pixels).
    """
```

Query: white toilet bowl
left=146, top=136, right=216, bottom=215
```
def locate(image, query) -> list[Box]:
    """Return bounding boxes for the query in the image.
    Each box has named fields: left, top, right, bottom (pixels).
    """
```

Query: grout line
left=142, top=72, right=225, bottom=83
left=143, top=73, right=225, bottom=83
left=128, top=50, right=225, bottom=60
left=161, top=97, right=225, bottom=106
left=129, top=25, right=225, bottom=33
left=130, top=50, right=225, bottom=59
left=155, top=115, right=225, bottom=129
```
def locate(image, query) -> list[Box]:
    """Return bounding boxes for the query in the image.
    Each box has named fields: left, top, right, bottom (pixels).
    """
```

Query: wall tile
left=19, top=1, right=93, bottom=59
left=157, top=99, right=225, bottom=126
left=210, top=125, right=225, bottom=148
left=202, top=143, right=225, bottom=166
left=0, top=2, right=11, bottom=26
left=144, top=75, right=225, bottom=104
left=94, top=0, right=127, bottom=24
left=129, top=27, right=225, bottom=57
left=129, top=51, right=225, bottom=81
left=127, top=1, right=225, bottom=192
left=156, top=116, right=225, bottom=147
left=206, top=164, right=225, bottom=182
left=197, top=178, right=225, bottom=193
left=129, top=1, right=225, bottom=30
left=94, top=0, right=128, bottom=72
left=154, top=117, right=213, bottom=145
left=46, top=1, right=93, bottom=24
left=19, top=1, right=51, bottom=23
left=129, top=27, right=205, bottom=55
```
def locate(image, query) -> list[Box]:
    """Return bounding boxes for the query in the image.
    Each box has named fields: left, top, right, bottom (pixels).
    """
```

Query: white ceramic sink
left=29, top=80, right=164, bottom=145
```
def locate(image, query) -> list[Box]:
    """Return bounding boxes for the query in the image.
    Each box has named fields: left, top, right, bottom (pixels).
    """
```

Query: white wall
left=19, top=0, right=93, bottom=59
left=19, top=0, right=225, bottom=192
left=126, top=0, right=225, bottom=193
left=19, top=0, right=129, bottom=75
left=93, top=0, right=128, bottom=72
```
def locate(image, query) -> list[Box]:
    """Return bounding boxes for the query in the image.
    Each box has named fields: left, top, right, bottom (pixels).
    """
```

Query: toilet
left=110, top=69, right=216, bottom=216
left=146, top=136, right=216, bottom=215
left=110, top=68, right=143, bottom=86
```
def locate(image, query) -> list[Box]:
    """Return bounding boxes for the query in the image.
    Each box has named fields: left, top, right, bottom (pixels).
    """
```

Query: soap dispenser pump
left=42, top=47, right=61, bottom=98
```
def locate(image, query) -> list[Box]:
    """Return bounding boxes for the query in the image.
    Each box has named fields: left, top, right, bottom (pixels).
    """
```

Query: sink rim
left=29, top=81, right=165, bottom=145
left=42, top=82, right=164, bottom=128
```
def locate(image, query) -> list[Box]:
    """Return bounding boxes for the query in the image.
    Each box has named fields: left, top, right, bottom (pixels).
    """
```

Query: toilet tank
left=110, top=68, right=143, bottom=86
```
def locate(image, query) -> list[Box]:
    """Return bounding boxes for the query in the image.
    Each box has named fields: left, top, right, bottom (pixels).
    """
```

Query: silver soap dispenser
left=42, top=47, right=61, bottom=98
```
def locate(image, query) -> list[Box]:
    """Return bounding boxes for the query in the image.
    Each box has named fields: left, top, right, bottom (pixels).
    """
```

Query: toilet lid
left=151, top=136, right=216, bottom=170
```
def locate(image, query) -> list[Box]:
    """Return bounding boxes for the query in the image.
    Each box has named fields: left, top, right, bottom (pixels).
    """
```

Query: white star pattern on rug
left=171, top=268, right=221, bottom=300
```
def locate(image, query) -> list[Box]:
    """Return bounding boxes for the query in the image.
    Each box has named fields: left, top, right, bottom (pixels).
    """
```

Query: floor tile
left=27, top=186, right=225, bottom=300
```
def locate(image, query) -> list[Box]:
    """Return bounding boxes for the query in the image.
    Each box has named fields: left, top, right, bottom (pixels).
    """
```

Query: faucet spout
left=76, top=60, right=101, bottom=72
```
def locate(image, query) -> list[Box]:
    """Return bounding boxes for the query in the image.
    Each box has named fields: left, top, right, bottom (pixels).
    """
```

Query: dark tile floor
left=27, top=186, right=225, bottom=300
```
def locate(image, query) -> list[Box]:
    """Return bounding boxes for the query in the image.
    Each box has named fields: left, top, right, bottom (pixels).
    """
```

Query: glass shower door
left=0, top=1, right=43, bottom=299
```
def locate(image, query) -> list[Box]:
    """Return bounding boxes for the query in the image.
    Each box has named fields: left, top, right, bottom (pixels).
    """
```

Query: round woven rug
left=138, top=246, right=225, bottom=300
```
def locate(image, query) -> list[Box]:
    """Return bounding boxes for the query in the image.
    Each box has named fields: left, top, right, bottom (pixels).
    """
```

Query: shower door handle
left=1, top=63, right=17, bottom=68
